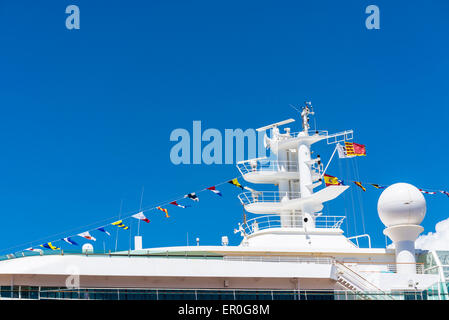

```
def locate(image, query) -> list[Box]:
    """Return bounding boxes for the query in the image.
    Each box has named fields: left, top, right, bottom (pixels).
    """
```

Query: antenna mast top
left=301, top=101, right=314, bottom=132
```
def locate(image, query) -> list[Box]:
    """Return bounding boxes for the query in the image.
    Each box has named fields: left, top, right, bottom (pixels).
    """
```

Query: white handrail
left=236, top=214, right=346, bottom=235
left=347, top=234, right=372, bottom=248
left=224, top=255, right=334, bottom=264
left=238, top=191, right=302, bottom=205
left=237, top=160, right=299, bottom=176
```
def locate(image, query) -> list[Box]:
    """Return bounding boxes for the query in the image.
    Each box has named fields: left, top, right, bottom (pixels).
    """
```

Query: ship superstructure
left=0, top=104, right=447, bottom=300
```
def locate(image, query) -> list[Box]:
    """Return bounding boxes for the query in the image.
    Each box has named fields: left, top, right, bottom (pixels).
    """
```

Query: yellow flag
left=112, top=220, right=129, bottom=230
left=40, top=242, right=60, bottom=250
left=354, top=181, right=366, bottom=192
left=228, top=178, right=244, bottom=189
left=323, top=174, right=342, bottom=186
left=156, top=206, right=169, bottom=218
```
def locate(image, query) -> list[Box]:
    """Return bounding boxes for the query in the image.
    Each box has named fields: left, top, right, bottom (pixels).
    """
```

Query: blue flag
left=62, top=237, right=78, bottom=246
left=97, top=227, right=111, bottom=236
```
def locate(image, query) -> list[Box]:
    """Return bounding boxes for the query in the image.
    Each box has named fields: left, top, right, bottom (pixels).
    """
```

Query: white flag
left=337, top=143, right=354, bottom=159
left=132, top=211, right=150, bottom=223
left=78, top=231, right=96, bottom=241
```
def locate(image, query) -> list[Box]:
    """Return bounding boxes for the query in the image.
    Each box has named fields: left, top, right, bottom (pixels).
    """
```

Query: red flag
left=345, top=142, right=366, bottom=156
left=157, top=206, right=170, bottom=218
left=170, top=201, right=189, bottom=208
left=207, top=186, right=222, bottom=196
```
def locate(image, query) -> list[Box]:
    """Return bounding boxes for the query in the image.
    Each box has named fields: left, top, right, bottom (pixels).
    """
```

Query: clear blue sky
left=0, top=1, right=447, bottom=254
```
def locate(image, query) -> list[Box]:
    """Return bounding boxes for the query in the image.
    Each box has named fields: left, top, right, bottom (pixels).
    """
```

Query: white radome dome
left=378, top=183, right=426, bottom=227
left=82, top=243, right=94, bottom=253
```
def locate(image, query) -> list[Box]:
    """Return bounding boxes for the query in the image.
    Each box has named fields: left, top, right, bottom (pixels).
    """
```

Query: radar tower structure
left=237, top=103, right=354, bottom=233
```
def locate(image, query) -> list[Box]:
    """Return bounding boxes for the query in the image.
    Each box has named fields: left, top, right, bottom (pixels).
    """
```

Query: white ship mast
left=237, top=103, right=354, bottom=240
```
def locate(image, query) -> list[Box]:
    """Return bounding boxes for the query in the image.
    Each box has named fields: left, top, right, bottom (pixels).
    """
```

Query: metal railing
left=347, top=234, right=372, bottom=248
left=0, top=286, right=439, bottom=300
left=326, top=130, right=353, bottom=145
left=237, top=159, right=299, bottom=176
left=238, top=191, right=302, bottom=206
left=0, top=250, right=225, bottom=261
left=341, top=261, right=425, bottom=274
left=223, top=255, right=334, bottom=264
left=237, top=214, right=346, bottom=235
left=289, top=130, right=329, bottom=139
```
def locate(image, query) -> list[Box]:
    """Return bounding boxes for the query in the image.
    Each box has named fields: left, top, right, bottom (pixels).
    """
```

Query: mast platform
left=238, top=185, right=349, bottom=214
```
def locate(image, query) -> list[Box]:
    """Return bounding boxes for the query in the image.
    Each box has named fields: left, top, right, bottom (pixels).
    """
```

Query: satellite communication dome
left=377, top=183, right=426, bottom=227
left=82, top=243, right=94, bottom=253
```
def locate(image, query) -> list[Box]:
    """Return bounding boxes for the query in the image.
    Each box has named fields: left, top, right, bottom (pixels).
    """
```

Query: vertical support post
left=297, top=139, right=316, bottom=228
left=278, top=149, right=291, bottom=227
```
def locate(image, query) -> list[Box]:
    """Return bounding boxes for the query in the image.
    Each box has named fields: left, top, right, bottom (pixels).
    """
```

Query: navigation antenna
left=300, top=101, right=315, bottom=132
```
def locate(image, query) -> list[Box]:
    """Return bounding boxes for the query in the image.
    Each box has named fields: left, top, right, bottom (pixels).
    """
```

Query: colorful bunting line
left=19, top=176, right=245, bottom=253
left=323, top=173, right=447, bottom=198
left=16, top=171, right=449, bottom=255
left=419, top=189, right=437, bottom=195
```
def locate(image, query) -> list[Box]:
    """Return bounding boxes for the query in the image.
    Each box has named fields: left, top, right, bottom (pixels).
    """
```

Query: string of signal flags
left=23, top=177, right=247, bottom=253
left=19, top=141, right=448, bottom=254
left=323, top=173, right=449, bottom=196
left=327, top=141, right=449, bottom=196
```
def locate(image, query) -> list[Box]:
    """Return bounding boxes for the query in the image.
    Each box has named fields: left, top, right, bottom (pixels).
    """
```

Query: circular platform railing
left=237, top=159, right=299, bottom=176
left=236, top=214, right=346, bottom=235
left=238, top=191, right=302, bottom=206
